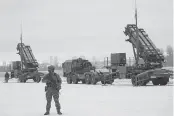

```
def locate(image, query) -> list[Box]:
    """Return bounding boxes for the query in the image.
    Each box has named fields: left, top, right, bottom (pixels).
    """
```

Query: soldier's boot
left=44, top=108, right=50, bottom=115
left=57, top=109, right=62, bottom=115
left=44, top=112, right=50, bottom=115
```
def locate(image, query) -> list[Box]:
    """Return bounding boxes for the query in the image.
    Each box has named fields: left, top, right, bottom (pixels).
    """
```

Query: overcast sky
left=0, top=0, right=173, bottom=63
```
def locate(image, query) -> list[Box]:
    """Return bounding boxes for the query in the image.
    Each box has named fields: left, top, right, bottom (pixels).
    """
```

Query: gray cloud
left=0, top=0, right=173, bottom=63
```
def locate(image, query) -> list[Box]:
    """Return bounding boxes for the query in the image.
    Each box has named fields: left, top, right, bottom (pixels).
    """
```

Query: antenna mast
left=135, top=0, right=139, bottom=66
left=135, top=0, right=138, bottom=27
left=20, top=22, right=24, bottom=70
left=20, top=23, right=23, bottom=44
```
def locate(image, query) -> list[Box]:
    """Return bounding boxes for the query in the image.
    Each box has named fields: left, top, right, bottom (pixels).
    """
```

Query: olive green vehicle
left=62, top=58, right=116, bottom=85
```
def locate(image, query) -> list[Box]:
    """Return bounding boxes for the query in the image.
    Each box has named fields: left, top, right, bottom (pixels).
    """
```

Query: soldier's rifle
left=45, top=75, right=61, bottom=90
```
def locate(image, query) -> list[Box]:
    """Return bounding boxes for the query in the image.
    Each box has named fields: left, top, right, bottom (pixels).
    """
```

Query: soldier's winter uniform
left=42, top=65, right=62, bottom=115
left=4, top=72, right=9, bottom=83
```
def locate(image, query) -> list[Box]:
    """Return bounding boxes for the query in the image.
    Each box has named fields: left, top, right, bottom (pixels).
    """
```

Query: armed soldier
left=42, top=65, right=62, bottom=115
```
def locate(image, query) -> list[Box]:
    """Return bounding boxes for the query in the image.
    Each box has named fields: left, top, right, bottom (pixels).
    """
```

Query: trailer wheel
left=152, top=79, right=159, bottom=85
left=131, top=76, right=138, bottom=86
left=107, top=80, right=114, bottom=84
left=101, top=75, right=107, bottom=85
left=101, top=76, right=107, bottom=84
left=36, top=76, right=41, bottom=83
left=107, top=75, right=114, bottom=84
left=72, top=75, right=78, bottom=84
left=24, top=79, right=27, bottom=83
left=142, top=80, right=149, bottom=86
left=33, top=76, right=41, bottom=83
left=159, top=78, right=169, bottom=86
left=67, top=77, right=72, bottom=84
left=91, top=76, right=97, bottom=85
left=101, top=81, right=105, bottom=84
left=20, top=79, right=27, bottom=83
left=33, top=77, right=36, bottom=82
left=19, top=74, right=27, bottom=83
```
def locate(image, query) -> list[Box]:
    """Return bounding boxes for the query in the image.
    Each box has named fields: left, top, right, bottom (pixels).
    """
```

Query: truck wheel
left=67, top=77, right=72, bottom=84
left=152, top=79, right=159, bottom=85
left=85, top=75, right=91, bottom=84
left=91, top=76, right=97, bottom=85
left=159, top=78, right=168, bottom=86
left=82, top=80, right=86, bottom=84
left=72, top=75, right=78, bottom=84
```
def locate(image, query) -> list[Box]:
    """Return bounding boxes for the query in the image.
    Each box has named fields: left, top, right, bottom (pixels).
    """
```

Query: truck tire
left=85, top=74, right=91, bottom=84
left=91, top=76, right=97, bottom=85
left=159, top=78, right=168, bottom=86
left=72, top=75, right=78, bottom=84
left=82, top=80, right=86, bottom=84
left=152, top=79, right=159, bottom=85
left=67, top=77, right=72, bottom=84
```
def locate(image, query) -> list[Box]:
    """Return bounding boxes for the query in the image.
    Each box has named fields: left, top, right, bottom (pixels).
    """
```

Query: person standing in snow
left=42, top=65, right=62, bottom=115
left=4, top=72, right=9, bottom=83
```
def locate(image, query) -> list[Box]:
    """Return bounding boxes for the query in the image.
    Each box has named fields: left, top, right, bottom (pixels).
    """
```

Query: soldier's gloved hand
left=57, top=86, right=61, bottom=91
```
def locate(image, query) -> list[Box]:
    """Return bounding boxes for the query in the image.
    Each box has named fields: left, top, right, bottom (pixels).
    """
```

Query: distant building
left=3, top=61, right=6, bottom=66
left=50, top=56, right=53, bottom=65
left=54, top=56, right=58, bottom=65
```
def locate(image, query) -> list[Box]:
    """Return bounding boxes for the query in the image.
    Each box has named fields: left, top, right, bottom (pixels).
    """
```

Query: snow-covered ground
left=0, top=77, right=173, bottom=116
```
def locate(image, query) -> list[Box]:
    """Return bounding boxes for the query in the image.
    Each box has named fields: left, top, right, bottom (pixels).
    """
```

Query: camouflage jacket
left=42, top=73, right=62, bottom=89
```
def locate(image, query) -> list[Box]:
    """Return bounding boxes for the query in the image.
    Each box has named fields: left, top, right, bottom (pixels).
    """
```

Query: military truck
left=62, top=58, right=116, bottom=85
left=62, top=58, right=93, bottom=84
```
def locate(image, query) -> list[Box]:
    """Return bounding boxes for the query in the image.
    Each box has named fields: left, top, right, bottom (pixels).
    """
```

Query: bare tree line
left=160, top=45, right=173, bottom=67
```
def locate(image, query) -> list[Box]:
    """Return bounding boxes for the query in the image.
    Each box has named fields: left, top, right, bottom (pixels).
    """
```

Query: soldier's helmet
left=48, top=65, right=55, bottom=70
